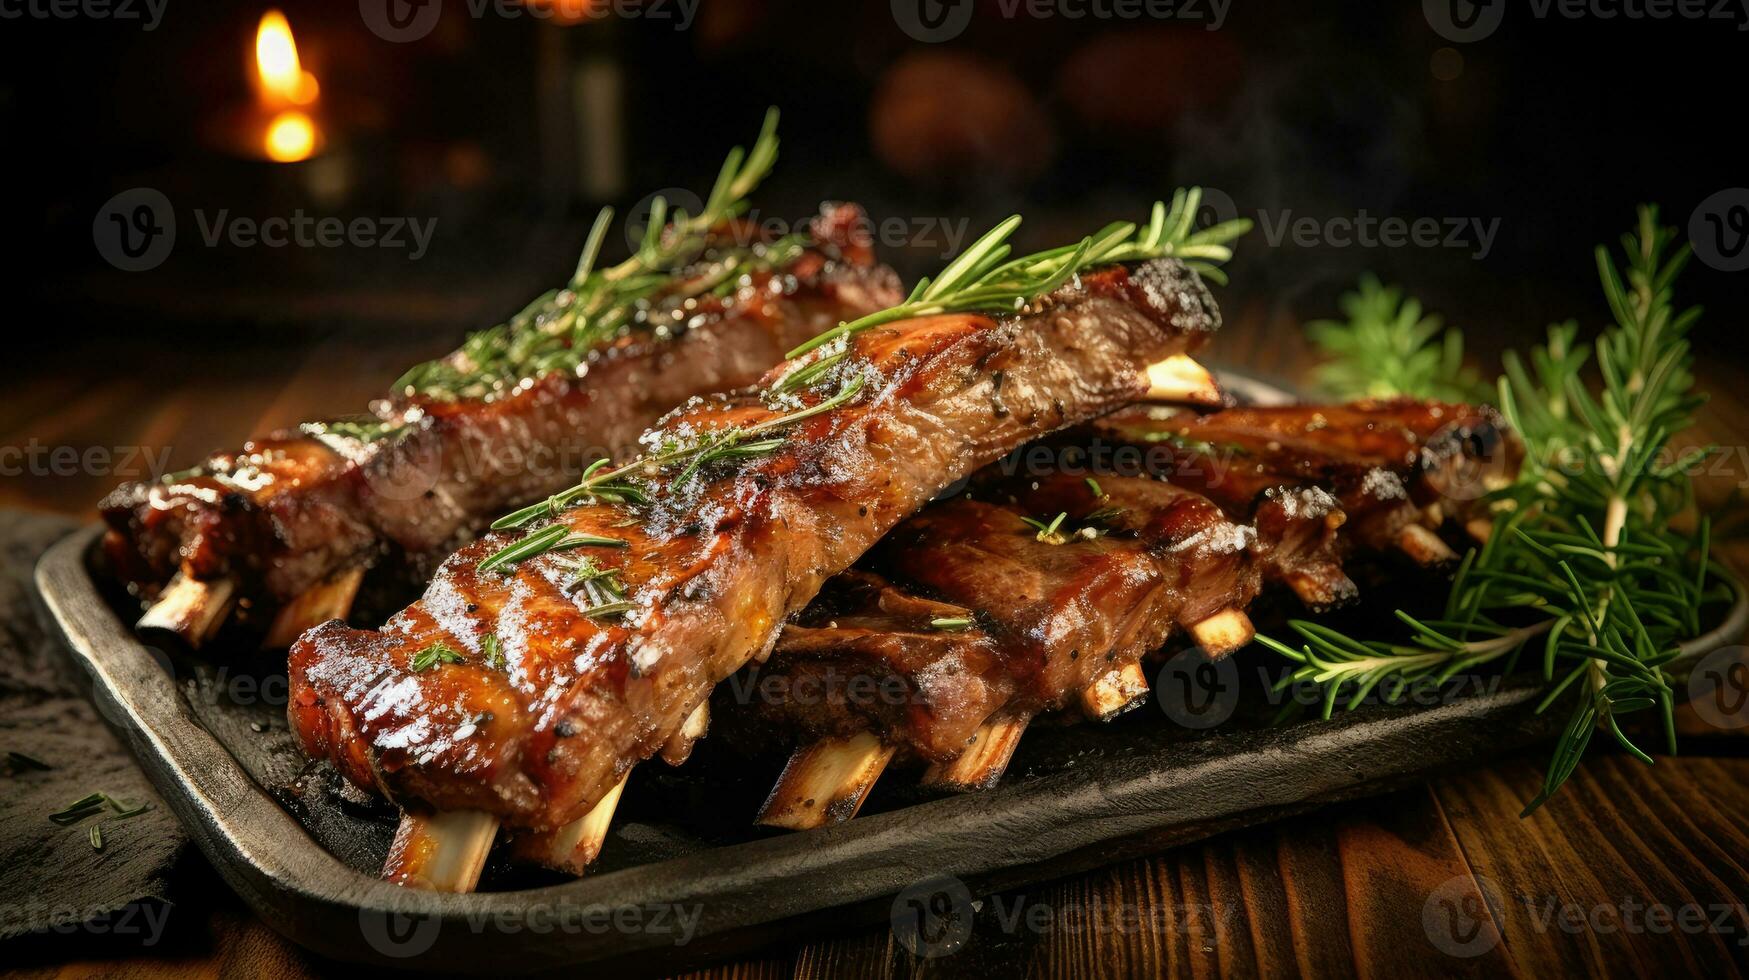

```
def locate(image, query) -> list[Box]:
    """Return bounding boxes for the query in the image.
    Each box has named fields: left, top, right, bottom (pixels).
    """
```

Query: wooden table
left=6, top=303, right=1747, bottom=978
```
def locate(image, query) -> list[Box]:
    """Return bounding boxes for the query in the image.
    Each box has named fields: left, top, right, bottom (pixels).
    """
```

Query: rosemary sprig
left=492, top=374, right=866, bottom=531
left=1305, top=275, right=1490, bottom=403
left=49, top=793, right=107, bottom=825
left=6, top=750, right=51, bottom=773
left=394, top=109, right=784, bottom=401
left=410, top=641, right=466, bottom=673
left=930, top=617, right=974, bottom=632
left=787, top=188, right=1252, bottom=359
left=482, top=634, right=505, bottom=670
left=477, top=525, right=628, bottom=574
left=1259, top=206, right=1719, bottom=812
left=49, top=792, right=149, bottom=825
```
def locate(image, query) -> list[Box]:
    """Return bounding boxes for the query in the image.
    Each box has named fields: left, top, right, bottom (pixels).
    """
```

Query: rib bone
left=136, top=572, right=235, bottom=649
left=510, top=775, right=630, bottom=876
left=264, top=567, right=365, bottom=649
left=1141, top=354, right=1224, bottom=406
left=1080, top=661, right=1151, bottom=722
left=756, top=732, right=894, bottom=831
left=1190, top=607, right=1255, bottom=657
left=922, top=713, right=1032, bottom=792
left=382, top=808, right=499, bottom=892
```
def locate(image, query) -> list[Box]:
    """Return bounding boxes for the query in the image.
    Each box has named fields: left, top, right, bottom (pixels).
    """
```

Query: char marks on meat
left=288, top=258, right=1224, bottom=829
left=100, top=204, right=902, bottom=606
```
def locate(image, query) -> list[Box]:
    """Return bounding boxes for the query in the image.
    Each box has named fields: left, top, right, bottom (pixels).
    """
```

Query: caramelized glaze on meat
left=288, top=259, right=1224, bottom=828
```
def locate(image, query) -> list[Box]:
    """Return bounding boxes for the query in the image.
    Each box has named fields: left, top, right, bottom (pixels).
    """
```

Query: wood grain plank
left=1199, top=839, right=1263, bottom=980
left=1273, top=819, right=1355, bottom=979
left=1334, top=786, right=1515, bottom=979
left=1434, top=755, right=1749, bottom=977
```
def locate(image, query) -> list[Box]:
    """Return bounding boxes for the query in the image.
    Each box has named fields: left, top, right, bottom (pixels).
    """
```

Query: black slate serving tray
left=33, top=371, right=1749, bottom=974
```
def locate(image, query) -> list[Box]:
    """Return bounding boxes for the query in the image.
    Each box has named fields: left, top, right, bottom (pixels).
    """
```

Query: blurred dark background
left=1, top=0, right=1744, bottom=508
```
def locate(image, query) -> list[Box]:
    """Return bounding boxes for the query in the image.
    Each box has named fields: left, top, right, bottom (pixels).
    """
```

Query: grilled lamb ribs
left=100, top=204, right=900, bottom=645
left=1086, top=399, right=1519, bottom=605
left=288, top=257, right=1226, bottom=833
left=732, top=400, right=1520, bottom=804
left=740, top=469, right=1262, bottom=775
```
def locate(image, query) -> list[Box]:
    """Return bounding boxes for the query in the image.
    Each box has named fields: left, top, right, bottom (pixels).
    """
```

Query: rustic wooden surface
left=3, top=302, right=1746, bottom=979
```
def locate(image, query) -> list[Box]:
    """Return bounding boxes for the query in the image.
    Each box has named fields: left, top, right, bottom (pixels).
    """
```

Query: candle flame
left=264, top=110, right=318, bottom=163
left=255, top=10, right=319, bottom=107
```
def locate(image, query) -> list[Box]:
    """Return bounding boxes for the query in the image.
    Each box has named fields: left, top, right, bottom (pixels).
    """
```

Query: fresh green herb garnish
left=1083, top=505, right=1124, bottom=526
left=580, top=600, right=638, bottom=621
left=393, top=109, right=785, bottom=402
left=477, top=526, right=627, bottom=574
left=89, top=824, right=103, bottom=851
left=410, top=642, right=467, bottom=673
left=557, top=554, right=629, bottom=608
left=1259, top=206, right=1723, bottom=813
left=49, top=793, right=147, bottom=825
left=107, top=797, right=149, bottom=818
left=788, top=189, right=1251, bottom=359
left=1022, top=512, right=1070, bottom=544
left=50, top=793, right=107, bottom=825
left=1305, top=275, right=1490, bottom=403
left=1085, top=477, right=1103, bottom=498
left=6, top=751, right=50, bottom=772
left=930, top=617, right=974, bottom=632
left=300, top=418, right=407, bottom=447
left=492, top=375, right=867, bottom=532
left=482, top=635, right=505, bottom=670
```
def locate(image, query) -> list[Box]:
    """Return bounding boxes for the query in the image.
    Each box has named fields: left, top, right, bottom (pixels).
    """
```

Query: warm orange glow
left=264, top=110, right=317, bottom=162
left=255, top=10, right=319, bottom=106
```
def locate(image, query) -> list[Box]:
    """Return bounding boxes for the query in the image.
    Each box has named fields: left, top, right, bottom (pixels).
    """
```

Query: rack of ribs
left=101, top=203, right=901, bottom=648
left=736, top=400, right=1521, bottom=825
left=287, top=256, right=1227, bottom=888
left=1084, top=399, right=1520, bottom=606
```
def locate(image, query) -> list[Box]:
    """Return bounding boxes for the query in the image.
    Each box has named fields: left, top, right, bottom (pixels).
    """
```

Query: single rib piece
left=289, top=258, right=1223, bottom=830
left=1087, top=399, right=1518, bottom=593
left=101, top=205, right=900, bottom=615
